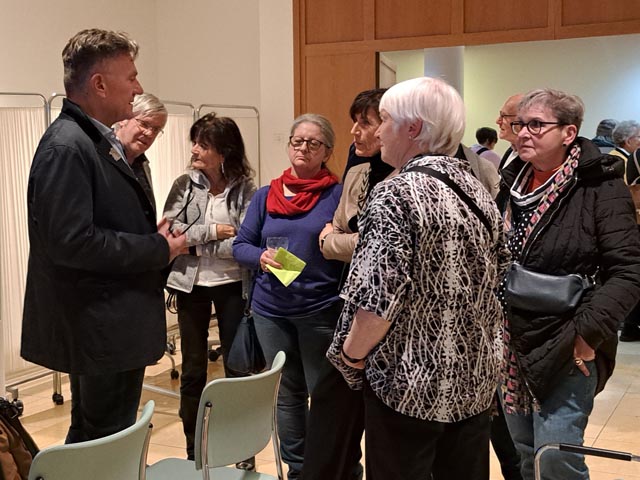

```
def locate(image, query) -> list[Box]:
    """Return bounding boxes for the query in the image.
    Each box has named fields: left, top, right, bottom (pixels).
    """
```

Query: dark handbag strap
left=243, top=187, right=270, bottom=308
left=406, top=165, right=494, bottom=241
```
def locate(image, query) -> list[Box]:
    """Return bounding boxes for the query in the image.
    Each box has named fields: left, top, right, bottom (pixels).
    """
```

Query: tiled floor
left=11, top=339, right=640, bottom=479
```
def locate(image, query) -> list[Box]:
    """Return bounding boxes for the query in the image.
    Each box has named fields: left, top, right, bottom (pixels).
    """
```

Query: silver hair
left=612, top=120, right=640, bottom=148
left=290, top=113, right=335, bottom=149
left=132, top=93, right=167, bottom=119
left=379, top=77, right=465, bottom=156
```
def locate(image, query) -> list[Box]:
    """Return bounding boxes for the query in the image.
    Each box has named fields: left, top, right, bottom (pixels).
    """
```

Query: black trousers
left=66, top=367, right=145, bottom=444
left=363, top=380, right=491, bottom=480
left=491, top=393, right=523, bottom=480
left=302, top=362, right=364, bottom=480
left=176, top=282, right=245, bottom=459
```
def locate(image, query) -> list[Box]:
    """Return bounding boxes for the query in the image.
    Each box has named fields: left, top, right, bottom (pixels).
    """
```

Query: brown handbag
left=0, top=399, right=39, bottom=480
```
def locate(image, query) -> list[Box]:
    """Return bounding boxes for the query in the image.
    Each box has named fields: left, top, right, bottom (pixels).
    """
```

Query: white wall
left=383, top=34, right=640, bottom=157
left=0, top=0, right=159, bottom=96
left=463, top=34, right=640, bottom=155
left=0, top=0, right=293, bottom=183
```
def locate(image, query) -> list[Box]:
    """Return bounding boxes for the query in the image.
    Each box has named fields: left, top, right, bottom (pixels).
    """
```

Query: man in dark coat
left=21, top=28, right=186, bottom=443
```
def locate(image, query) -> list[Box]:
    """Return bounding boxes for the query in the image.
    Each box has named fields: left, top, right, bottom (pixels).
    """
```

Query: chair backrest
left=194, top=351, right=286, bottom=470
left=28, top=400, right=155, bottom=480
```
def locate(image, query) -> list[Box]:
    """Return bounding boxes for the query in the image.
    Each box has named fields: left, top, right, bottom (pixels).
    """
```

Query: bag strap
left=406, top=165, right=494, bottom=241
left=243, top=187, right=270, bottom=308
left=476, top=146, right=489, bottom=155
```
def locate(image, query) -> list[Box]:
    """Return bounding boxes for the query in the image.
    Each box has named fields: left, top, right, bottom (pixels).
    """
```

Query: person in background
left=163, top=113, right=257, bottom=467
left=233, top=113, right=343, bottom=480
left=328, top=77, right=509, bottom=480
left=303, top=88, right=392, bottom=480
left=114, top=92, right=167, bottom=211
left=21, top=28, right=185, bottom=444
left=498, top=89, right=640, bottom=479
left=496, top=94, right=524, bottom=171
left=610, top=120, right=640, bottom=183
left=591, top=118, right=617, bottom=154
left=471, top=127, right=502, bottom=170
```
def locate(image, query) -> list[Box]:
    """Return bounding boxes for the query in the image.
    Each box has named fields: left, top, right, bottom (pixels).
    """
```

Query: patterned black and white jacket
left=328, top=154, right=510, bottom=423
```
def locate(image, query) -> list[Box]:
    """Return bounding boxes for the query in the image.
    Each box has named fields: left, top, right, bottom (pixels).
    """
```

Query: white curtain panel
left=147, top=113, right=194, bottom=216
left=0, top=107, right=46, bottom=383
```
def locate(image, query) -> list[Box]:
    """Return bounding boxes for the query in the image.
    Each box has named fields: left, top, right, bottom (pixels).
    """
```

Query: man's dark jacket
left=497, top=137, right=640, bottom=400
left=22, top=99, right=169, bottom=375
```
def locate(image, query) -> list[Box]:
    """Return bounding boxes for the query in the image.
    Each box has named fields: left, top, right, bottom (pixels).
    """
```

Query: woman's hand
left=340, top=350, right=365, bottom=370
left=573, top=334, right=596, bottom=376
left=216, top=224, right=237, bottom=240
left=259, top=248, right=283, bottom=273
left=318, top=222, right=333, bottom=250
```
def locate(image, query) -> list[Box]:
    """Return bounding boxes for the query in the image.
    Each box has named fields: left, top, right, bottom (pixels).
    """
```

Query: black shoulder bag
left=226, top=189, right=268, bottom=375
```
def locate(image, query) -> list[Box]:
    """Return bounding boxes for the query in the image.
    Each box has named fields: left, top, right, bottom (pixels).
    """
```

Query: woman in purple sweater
left=233, top=113, right=343, bottom=480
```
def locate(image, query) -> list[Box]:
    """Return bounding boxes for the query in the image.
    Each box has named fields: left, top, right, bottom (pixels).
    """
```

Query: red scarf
left=267, top=167, right=338, bottom=216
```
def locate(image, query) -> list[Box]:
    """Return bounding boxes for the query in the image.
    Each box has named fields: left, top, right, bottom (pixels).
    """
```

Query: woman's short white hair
left=379, top=77, right=465, bottom=156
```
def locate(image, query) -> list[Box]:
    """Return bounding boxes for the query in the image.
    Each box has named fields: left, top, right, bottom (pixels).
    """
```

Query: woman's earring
left=221, top=161, right=226, bottom=177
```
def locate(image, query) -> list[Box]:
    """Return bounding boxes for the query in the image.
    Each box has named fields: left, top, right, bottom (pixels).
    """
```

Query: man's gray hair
left=132, top=93, right=167, bottom=119
left=62, top=28, right=139, bottom=96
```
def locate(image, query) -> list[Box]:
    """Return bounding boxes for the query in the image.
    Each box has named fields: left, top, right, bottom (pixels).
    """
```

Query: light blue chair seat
left=28, top=400, right=155, bottom=480
left=147, top=351, right=286, bottom=480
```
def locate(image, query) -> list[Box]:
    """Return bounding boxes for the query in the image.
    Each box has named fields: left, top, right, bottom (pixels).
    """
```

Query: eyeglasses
left=168, top=191, right=201, bottom=235
left=498, top=111, right=517, bottom=120
left=510, top=120, right=566, bottom=135
left=135, top=118, right=164, bottom=137
left=288, top=136, right=328, bottom=152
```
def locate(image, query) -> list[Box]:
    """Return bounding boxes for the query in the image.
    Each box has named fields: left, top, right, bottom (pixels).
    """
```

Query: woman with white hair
left=327, top=77, right=510, bottom=479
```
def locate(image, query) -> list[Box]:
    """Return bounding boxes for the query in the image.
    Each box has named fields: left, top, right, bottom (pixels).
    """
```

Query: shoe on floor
left=620, top=325, right=640, bottom=342
left=235, top=457, right=256, bottom=471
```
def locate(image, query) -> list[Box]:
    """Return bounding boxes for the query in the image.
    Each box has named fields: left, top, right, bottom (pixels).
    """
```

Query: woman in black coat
left=497, top=88, right=640, bottom=480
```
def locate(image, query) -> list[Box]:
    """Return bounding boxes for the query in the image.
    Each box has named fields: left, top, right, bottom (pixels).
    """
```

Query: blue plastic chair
left=146, top=351, right=286, bottom=480
left=28, top=400, right=155, bottom=480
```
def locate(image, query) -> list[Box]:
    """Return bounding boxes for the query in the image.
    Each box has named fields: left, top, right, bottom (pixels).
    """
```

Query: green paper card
left=267, top=247, right=306, bottom=287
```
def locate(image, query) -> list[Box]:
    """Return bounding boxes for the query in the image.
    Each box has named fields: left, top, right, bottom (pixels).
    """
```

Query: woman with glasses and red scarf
left=163, top=113, right=257, bottom=466
left=233, top=113, right=343, bottom=480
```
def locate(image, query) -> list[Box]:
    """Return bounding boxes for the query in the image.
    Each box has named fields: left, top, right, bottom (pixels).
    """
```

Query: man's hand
left=158, top=217, right=188, bottom=262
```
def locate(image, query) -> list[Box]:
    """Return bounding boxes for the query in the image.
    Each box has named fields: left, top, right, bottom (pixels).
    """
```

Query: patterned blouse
left=327, top=154, right=511, bottom=422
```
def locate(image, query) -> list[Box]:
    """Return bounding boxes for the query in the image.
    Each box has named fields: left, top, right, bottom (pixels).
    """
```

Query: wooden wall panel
left=464, top=0, right=549, bottom=33
left=303, top=52, right=377, bottom=175
left=375, top=0, right=452, bottom=39
left=305, top=0, right=365, bottom=44
left=561, top=0, right=640, bottom=26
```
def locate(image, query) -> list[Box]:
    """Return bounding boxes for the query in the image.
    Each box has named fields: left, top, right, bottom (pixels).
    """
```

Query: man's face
left=116, top=112, right=167, bottom=161
left=496, top=96, right=521, bottom=146
left=99, top=54, right=143, bottom=125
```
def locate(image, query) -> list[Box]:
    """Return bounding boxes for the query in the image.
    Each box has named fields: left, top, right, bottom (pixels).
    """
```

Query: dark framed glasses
left=510, top=120, right=566, bottom=135
left=288, top=136, right=328, bottom=152
left=168, top=191, right=201, bottom=234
